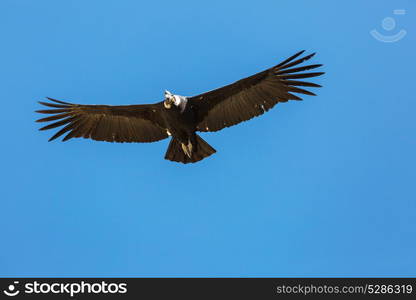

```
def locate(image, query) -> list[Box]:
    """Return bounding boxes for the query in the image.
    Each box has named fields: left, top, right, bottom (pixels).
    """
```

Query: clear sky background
left=0, top=0, right=415, bottom=277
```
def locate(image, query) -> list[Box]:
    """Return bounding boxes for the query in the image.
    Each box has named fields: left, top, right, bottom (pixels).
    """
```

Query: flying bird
left=36, top=50, right=324, bottom=164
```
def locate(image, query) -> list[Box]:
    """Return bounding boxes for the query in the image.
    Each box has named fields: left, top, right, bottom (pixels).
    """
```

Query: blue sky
left=0, top=0, right=415, bottom=277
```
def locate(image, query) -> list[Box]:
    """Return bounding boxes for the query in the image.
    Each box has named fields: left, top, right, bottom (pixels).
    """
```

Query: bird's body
left=36, top=50, right=324, bottom=163
left=161, top=93, right=195, bottom=139
left=160, top=93, right=205, bottom=161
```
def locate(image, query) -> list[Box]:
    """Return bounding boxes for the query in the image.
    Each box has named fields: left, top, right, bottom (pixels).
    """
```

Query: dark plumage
left=36, top=50, right=324, bottom=164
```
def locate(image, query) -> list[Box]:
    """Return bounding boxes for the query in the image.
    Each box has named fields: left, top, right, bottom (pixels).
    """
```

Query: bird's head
left=164, top=90, right=174, bottom=109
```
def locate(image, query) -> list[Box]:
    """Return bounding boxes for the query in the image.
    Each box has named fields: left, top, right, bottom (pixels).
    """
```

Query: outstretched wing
left=36, top=98, right=168, bottom=143
left=189, top=51, right=324, bottom=132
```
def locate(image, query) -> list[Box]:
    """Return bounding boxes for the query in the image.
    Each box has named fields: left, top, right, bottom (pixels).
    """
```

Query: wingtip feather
left=46, top=97, right=71, bottom=105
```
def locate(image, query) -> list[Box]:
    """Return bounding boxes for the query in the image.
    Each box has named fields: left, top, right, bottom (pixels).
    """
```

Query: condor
left=36, top=50, right=324, bottom=164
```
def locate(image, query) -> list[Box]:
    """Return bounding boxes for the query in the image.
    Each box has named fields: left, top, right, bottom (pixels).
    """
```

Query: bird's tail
left=164, top=135, right=216, bottom=164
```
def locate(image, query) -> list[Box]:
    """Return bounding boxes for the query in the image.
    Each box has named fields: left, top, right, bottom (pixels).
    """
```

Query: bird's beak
left=164, top=98, right=173, bottom=109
